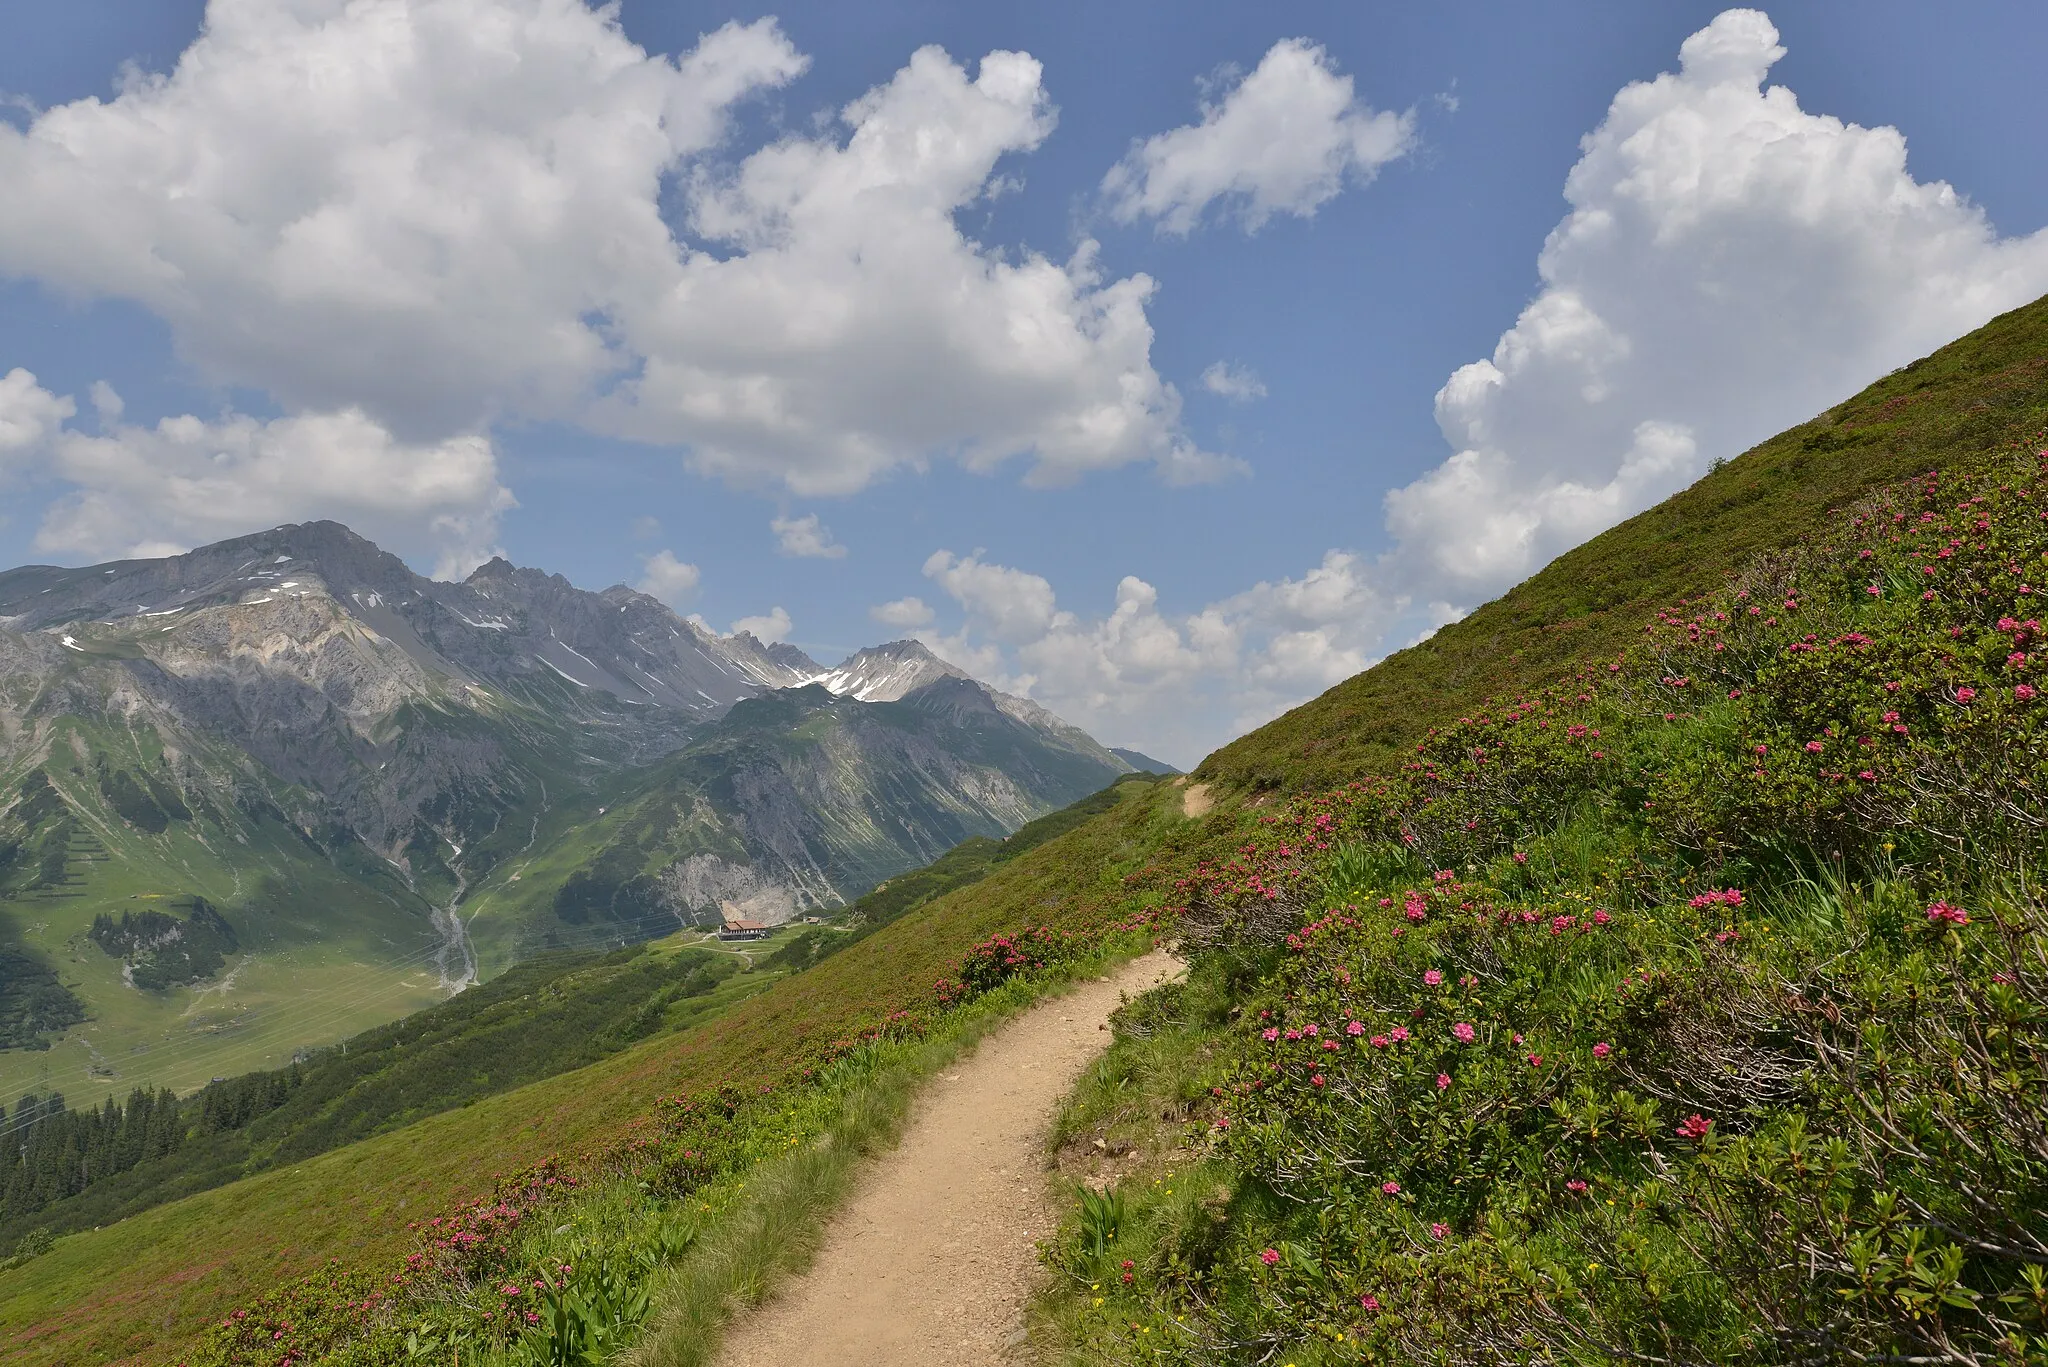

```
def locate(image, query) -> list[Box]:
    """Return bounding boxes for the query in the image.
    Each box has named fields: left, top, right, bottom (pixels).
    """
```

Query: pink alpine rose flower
left=1925, top=901, right=1969, bottom=926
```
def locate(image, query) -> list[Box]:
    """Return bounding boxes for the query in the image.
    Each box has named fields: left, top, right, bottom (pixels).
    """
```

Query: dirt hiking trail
left=715, top=951, right=1181, bottom=1366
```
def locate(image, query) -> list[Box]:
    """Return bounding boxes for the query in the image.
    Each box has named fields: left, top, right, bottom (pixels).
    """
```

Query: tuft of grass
left=1031, top=957, right=1252, bottom=1364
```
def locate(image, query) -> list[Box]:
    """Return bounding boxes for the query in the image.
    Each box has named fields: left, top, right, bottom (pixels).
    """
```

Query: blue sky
left=2, top=2, right=2046, bottom=765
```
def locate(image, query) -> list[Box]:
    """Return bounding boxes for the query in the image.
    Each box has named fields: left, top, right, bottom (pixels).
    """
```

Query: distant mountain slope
left=1109, top=747, right=1179, bottom=774
left=0, top=526, right=1130, bottom=1103
left=459, top=676, right=1132, bottom=966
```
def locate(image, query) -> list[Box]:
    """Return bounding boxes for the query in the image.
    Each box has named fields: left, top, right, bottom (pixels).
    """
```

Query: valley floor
left=712, top=952, right=1181, bottom=1367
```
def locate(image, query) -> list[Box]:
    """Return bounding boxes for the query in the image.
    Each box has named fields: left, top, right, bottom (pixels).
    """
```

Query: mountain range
left=0, top=522, right=1138, bottom=1100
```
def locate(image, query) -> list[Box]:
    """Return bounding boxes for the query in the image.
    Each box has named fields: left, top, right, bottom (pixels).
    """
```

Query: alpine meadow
left=2, top=4, right=2048, bottom=1366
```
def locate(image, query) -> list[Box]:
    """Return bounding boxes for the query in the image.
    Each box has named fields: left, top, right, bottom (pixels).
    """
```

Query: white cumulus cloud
left=0, top=4, right=805, bottom=437
left=0, top=367, right=75, bottom=458
left=602, top=46, right=1212, bottom=492
left=897, top=9, right=2048, bottom=768
left=0, top=4, right=1220, bottom=498
left=635, top=549, right=702, bottom=606
left=2, top=368, right=512, bottom=574
left=34, top=400, right=511, bottom=578
left=912, top=547, right=1410, bottom=766
left=870, top=596, right=934, bottom=630
left=771, top=513, right=847, bottom=559
left=1383, top=7, right=2048, bottom=600
left=1104, top=38, right=1414, bottom=235
left=1200, top=362, right=1266, bottom=402
left=921, top=550, right=1068, bottom=643
left=730, top=605, right=793, bottom=644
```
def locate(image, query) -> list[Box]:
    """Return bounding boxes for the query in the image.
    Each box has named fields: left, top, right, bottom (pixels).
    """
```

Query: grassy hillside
left=0, top=937, right=759, bottom=1249
left=0, top=777, right=1185, bottom=1365
left=0, top=714, right=452, bottom=1111
left=0, top=776, right=1165, bottom=1256
left=1034, top=439, right=2048, bottom=1365
left=6, top=295, right=2044, bottom=1365
left=1202, top=292, right=2048, bottom=794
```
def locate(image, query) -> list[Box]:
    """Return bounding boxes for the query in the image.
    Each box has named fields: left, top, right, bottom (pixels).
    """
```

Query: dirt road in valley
left=714, top=951, right=1182, bottom=1366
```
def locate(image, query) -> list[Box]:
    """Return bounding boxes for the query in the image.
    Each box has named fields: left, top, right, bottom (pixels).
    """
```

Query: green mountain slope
left=0, top=934, right=769, bottom=1251
left=456, top=678, right=1134, bottom=971
left=0, top=710, right=451, bottom=1111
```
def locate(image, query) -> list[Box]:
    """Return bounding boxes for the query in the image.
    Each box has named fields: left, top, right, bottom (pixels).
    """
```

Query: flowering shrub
left=956, top=926, right=1087, bottom=994
left=1053, top=449, right=2048, bottom=1365
left=182, top=1265, right=400, bottom=1367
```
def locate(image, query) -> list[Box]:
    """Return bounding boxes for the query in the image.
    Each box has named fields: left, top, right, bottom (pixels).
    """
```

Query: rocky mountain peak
left=461, top=555, right=578, bottom=598
left=809, top=638, right=967, bottom=702
left=801, top=640, right=1132, bottom=777
left=0, top=519, right=421, bottom=633
left=464, top=555, right=518, bottom=582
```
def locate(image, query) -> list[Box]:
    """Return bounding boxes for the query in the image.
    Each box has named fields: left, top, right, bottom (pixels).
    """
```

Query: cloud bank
left=0, top=0, right=1223, bottom=567
left=1383, top=8, right=2048, bottom=599
left=0, top=370, right=510, bottom=576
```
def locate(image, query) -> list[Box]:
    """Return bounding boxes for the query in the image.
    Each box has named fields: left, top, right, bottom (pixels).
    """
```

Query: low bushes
left=1040, top=448, right=2048, bottom=1365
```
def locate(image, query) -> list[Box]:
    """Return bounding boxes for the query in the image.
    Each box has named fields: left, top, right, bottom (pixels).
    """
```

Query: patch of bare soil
left=713, top=952, right=1182, bottom=1367
left=1179, top=783, right=1213, bottom=819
